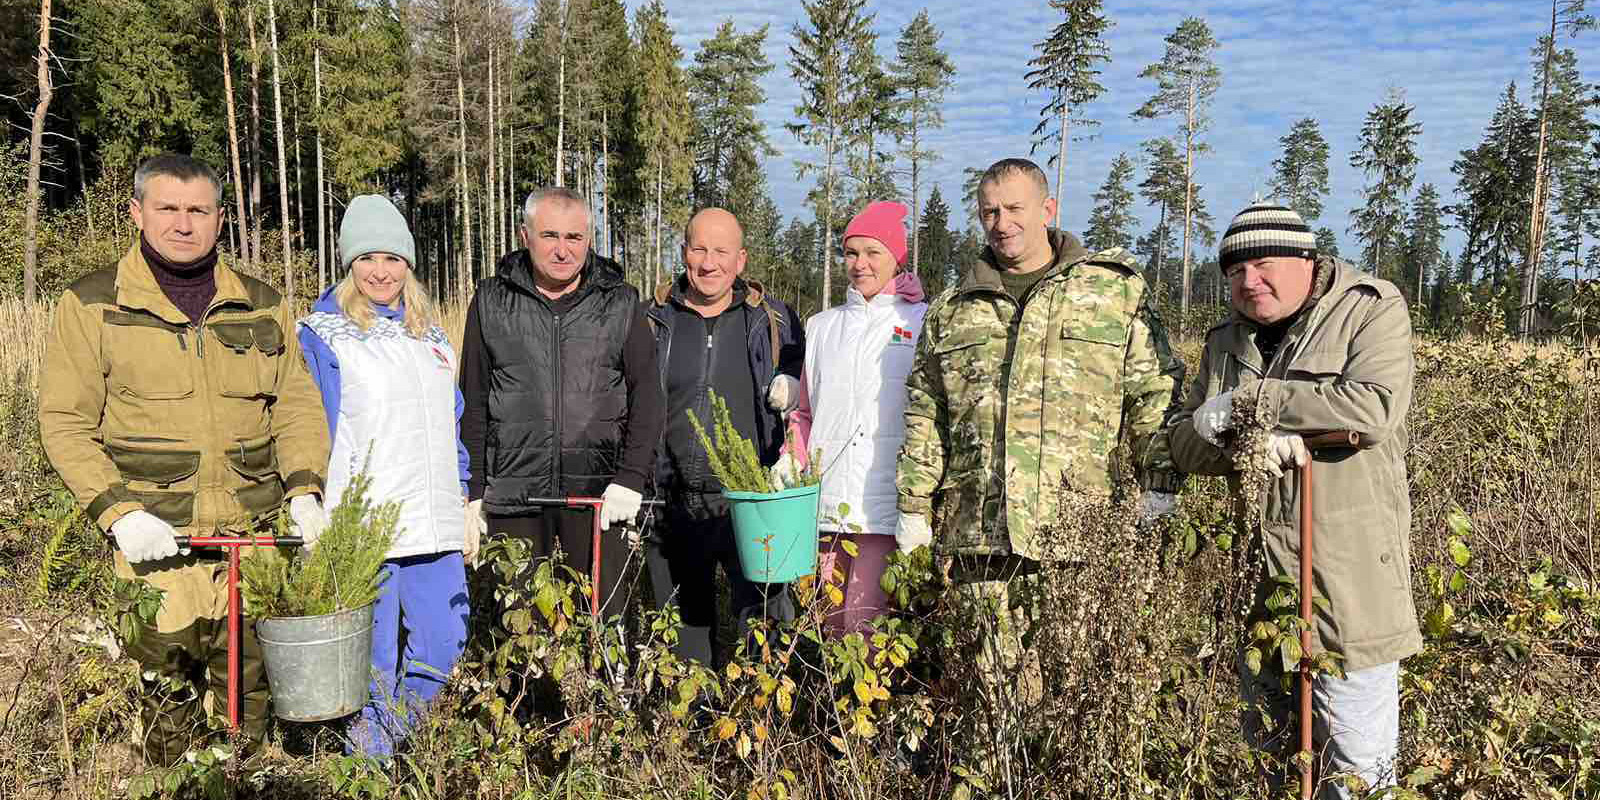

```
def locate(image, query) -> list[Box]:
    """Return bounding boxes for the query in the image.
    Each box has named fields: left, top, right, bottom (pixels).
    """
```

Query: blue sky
left=624, top=0, right=1597, bottom=258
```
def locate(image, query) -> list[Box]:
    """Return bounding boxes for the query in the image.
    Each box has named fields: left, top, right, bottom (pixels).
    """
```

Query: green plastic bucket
left=725, top=484, right=821, bottom=583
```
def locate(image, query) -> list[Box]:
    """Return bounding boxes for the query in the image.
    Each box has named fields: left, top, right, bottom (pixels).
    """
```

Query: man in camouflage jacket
left=894, top=159, right=1184, bottom=767
left=38, top=154, right=330, bottom=764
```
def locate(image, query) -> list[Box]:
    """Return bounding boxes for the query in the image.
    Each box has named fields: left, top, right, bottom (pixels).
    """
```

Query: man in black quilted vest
left=459, top=187, right=663, bottom=621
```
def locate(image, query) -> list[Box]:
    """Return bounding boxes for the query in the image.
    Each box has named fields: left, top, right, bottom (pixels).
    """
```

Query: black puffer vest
left=477, top=250, right=638, bottom=511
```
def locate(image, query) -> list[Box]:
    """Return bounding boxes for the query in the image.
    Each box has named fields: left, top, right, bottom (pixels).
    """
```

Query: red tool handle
left=1296, top=430, right=1369, bottom=799
left=524, top=497, right=663, bottom=618
left=176, top=535, right=303, bottom=733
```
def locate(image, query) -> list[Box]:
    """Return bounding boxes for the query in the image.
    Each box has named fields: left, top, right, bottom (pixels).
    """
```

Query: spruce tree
left=1401, top=182, right=1445, bottom=309
left=917, top=184, right=955, bottom=295
left=1315, top=227, right=1340, bottom=258
left=1084, top=153, right=1136, bottom=251
left=1348, top=89, right=1422, bottom=279
left=1024, top=0, right=1112, bottom=229
left=628, top=0, right=691, bottom=289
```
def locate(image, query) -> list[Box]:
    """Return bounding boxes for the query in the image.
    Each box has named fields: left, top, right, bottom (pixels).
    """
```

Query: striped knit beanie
left=1218, top=203, right=1316, bottom=272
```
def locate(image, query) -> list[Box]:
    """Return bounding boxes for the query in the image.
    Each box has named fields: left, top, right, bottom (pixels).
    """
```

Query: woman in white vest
left=778, top=200, right=927, bottom=638
left=297, top=194, right=469, bottom=758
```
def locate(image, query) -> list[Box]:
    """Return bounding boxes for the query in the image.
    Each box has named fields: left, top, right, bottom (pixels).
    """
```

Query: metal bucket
left=257, top=603, right=374, bottom=722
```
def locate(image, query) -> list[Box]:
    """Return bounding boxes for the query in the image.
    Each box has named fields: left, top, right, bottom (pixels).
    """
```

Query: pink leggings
left=817, top=532, right=896, bottom=638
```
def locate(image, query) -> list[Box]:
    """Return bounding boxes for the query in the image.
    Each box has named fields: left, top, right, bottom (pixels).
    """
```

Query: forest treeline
left=2, top=0, right=1597, bottom=333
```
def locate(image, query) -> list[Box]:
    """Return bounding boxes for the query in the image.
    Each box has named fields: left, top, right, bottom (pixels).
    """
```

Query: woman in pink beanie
left=777, top=200, right=927, bottom=639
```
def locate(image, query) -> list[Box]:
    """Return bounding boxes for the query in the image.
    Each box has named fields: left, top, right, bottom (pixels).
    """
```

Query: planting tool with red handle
left=172, top=535, right=303, bottom=732
left=1295, top=430, right=1370, bottom=800
left=524, top=497, right=663, bottom=618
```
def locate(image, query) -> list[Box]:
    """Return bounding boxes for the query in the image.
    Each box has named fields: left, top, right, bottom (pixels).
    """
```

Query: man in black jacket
left=646, top=207, right=805, bottom=665
left=459, top=187, right=663, bottom=618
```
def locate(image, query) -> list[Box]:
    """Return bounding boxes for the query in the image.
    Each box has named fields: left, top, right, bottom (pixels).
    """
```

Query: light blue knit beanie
left=339, top=194, right=415, bottom=269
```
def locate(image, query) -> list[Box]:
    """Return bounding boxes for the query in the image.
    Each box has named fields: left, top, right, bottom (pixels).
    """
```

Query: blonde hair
left=335, top=269, right=439, bottom=339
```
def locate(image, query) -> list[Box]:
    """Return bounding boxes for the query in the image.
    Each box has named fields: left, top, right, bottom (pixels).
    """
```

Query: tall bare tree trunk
left=219, top=0, right=251, bottom=268
left=1523, top=0, right=1559, bottom=337
left=554, top=3, right=567, bottom=188
left=601, top=109, right=612, bottom=259
left=267, top=0, right=293, bottom=298
left=293, top=103, right=305, bottom=253
left=73, top=124, right=91, bottom=237
left=1055, top=103, right=1067, bottom=229
left=1180, top=85, right=1197, bottom=328
left=22, top=0, right=54, bottom=306
left=820, top=120, right=837, bottom=310
left=653, top=156, right=663, bottom=289
left=454, top=9, right=473, bottom=289
left=909, top=102, right=921, bottom=275
left=248, top=5, right=264, bottom=273
left=313, top=0, right=327, bottom=286
left=487, top=47, right=498, bottom=262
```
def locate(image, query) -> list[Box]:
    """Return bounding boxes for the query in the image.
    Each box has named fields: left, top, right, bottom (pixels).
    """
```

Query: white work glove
left=768, top=452, right=803, bottom=491
left=1136, top=491, right=1179, bottom=524
left=109, top=510, right=181, bottom=563
left=1193, top=390, right=1235, bottom=447
left=766, top=374, right=800, bottom=415
left=288, top=495, right=329, bottom=548
left=600, top=483, right=642, bottom=532
left=1262, top=431, right=1309, bottom=479
left=463, top=499, right=485, bottom=566
left=895, top=512, right=933, bottom=555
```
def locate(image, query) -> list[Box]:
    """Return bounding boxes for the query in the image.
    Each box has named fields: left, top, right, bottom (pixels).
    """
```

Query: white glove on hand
left=600, top=483, right=642, bottom=532
left=463, top=499, right=485, bottom=566
left=1136, top=491, right=1179, bottom=524
left=768, top=452, right=803, bottom=491
left=1193, top=390, right=1235, bottom=447
left=288, top=495, right=329, bottom=548
left=110, top=510, right=181, bottom=563
left=895, top=512, right=933, bottom=555
left=766, top=374, right=800, bottom=415
left=1262, top=432, right=1309, bottom=479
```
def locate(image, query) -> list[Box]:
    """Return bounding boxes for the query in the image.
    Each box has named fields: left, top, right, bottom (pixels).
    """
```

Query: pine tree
left=1084, top=153, right=1136, bottom=251
left=1133, top=16, right=1221, bottom=325
left=688, top=19, right=774, bottom=209
left=889, top=9, right=954, bottom=274
left=1348, top=89, right=1421, bottom=279
left=1269, top=117, right=1331, bottom=222
left=22, top=0, right=53, bottom=305
left=1025, top=0, right=1112, bottom=229
left=845, top=56, right=901, bottom=206
left=788, top=0, right=874, bottom=309
left=1137, top=137, right=1185, bottom=293
left=1451, top=83, right=1534, bottom=290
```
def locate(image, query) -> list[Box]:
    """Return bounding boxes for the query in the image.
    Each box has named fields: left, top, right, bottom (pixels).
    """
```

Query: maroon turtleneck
left=141, top=235, right=219, bottom=323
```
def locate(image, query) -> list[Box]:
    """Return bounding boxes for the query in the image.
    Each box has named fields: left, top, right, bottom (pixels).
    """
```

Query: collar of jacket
left=114, top=240, right=255, bottom=325
left=652, top=275, right=770, bottom=312
left=953, top=228, right=1091, bottom=298
left=845, top=285, right=899, bottom=309
left=498, top=247, right=624, bottom=301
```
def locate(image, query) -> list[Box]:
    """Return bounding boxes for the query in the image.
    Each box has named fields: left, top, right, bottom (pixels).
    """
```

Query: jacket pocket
left=1285, top=349, right=1346, bottom=380
left=106, top=438, right=200, bottom=527
left=209, top=317, right=284, bottom=399
left=932, top=467, right=989, bottom=550
left=227, top=435, right=285, bottom=519
left=104, top=312, right=194, bottom=401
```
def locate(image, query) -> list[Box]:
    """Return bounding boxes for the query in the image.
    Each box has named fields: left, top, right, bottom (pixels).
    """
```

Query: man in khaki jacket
left=1168, top=203, right=1421, bottom=799
left=39, top=153, right=330, bottom=764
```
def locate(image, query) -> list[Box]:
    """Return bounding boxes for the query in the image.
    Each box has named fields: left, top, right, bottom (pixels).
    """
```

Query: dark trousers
left=124, top=612, right=267, bottom=766
left=646, top=493, right=794, bottom=666
left=486, top=507, right=637, bottom=619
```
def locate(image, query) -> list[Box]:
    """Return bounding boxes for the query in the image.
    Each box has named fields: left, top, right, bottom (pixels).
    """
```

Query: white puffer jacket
left=300, top=311, right=465, bottom=559
left=801, top=285, right=926, bottom=535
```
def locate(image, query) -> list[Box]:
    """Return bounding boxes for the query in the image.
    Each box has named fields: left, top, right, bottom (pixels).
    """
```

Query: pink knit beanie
left=842, top=201, right=909, bottom=266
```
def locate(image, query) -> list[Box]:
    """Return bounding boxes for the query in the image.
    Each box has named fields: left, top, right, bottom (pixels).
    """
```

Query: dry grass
left=0, top=297, right=49, bottom=391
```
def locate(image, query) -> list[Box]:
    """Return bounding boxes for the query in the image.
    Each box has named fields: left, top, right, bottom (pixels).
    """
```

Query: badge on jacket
left=431, top=345, right=453, bottom=371
left=890, top=326, right=914, bottom=345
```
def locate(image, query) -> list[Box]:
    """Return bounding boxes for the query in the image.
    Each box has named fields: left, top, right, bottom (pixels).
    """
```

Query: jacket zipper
left=408, top=329, right=439, bottom=550
left=696, top=323, right=715, bottom=487
left=552, top=312, right=563, bottom=495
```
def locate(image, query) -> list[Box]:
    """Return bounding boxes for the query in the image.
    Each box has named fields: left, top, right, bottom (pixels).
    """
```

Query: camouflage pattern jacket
left=896, top=230, right=1184, bottom=561
left=39, top=243, right=330, bottom=537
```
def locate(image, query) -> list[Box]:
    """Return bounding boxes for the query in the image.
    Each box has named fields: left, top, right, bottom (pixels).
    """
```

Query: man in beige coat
left=1167, top=203, right=1420, bottom=799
